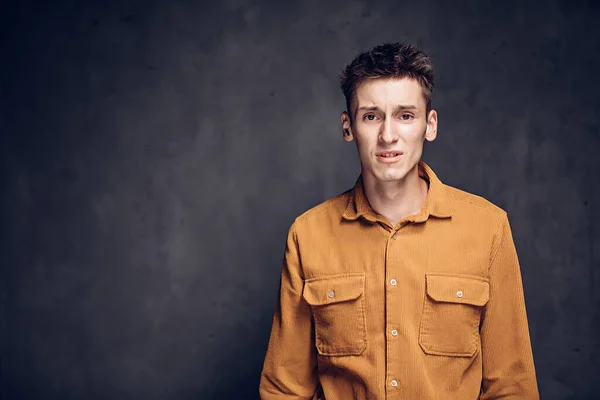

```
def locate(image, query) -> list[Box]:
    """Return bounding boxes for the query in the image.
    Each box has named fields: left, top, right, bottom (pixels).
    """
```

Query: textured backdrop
left=2, top=0, right=599, bottom=399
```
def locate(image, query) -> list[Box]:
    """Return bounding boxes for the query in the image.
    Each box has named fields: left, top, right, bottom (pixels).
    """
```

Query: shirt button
left=390, top=380, right=398, bottom=387
left=390, top=279, right=397, bottom=286
left=392, top=233, right=397, bottom=239
left=456, top=290, right=463, bottom=298
left=391, top=329, right=398, bottom=336
left=328, top=291, right=335, bottom=298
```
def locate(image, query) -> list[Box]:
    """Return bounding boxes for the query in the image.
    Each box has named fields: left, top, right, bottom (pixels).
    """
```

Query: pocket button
left=456, top=290, right=463, bottom=298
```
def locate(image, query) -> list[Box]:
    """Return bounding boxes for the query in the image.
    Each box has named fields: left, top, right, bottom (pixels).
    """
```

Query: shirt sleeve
left=259, top=220, right=321, bottom=400
left=479, top=213, right=540, bottom=399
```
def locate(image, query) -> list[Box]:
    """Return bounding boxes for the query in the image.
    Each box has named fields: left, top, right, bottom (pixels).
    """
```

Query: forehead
left=354, top=77, right=425, bottom=109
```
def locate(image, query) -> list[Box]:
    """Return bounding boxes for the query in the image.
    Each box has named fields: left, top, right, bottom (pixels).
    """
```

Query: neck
left=362, top=164, right=428, bottom=227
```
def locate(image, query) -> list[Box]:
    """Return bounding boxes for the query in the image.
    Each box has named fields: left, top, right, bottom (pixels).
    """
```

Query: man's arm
left=480, top=213, right=539, bottom=399
left=259, top=221, right=320, bottom=400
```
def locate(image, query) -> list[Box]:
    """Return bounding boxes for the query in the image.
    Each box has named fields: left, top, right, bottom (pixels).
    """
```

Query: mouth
left=376, top=151, right=403, bottom=163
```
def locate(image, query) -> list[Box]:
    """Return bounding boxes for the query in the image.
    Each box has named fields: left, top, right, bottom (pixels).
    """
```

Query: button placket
left=386, top=222, right=403, bottom=396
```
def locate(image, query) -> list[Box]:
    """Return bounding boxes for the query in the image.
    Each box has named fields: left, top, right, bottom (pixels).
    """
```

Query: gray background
left=2, top=0, right=599, bottom=399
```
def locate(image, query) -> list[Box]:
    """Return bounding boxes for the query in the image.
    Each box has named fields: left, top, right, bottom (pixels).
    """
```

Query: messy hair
left=340, top=42, right=435, bottom=122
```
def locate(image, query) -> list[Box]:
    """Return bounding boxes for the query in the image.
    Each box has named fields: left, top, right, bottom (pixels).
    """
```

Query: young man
left=259, top=43, right=539, bottom=399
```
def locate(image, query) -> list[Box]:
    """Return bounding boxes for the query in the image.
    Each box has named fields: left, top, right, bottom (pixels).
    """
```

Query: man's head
left=339, top=42, right=438, bottom=184
left=340, top=42, right=435, bottom=123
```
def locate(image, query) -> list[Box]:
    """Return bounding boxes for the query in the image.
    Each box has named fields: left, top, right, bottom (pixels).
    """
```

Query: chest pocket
left=303, top=273, right=367, bottom=356
left=419, top=273, right=489, bottom=357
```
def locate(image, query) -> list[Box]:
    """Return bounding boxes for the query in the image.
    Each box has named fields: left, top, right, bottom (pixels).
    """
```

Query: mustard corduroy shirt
left=259, top=161, right=539, bottom=400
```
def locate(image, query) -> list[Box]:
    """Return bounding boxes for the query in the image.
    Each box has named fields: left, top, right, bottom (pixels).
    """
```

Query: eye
left=363, top=114, right=377, bottom=121
left=400, top=113, right=413, bottom=120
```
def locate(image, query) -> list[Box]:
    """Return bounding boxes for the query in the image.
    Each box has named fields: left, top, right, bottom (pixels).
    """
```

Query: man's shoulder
left=290, top=189, right=351, bottom=229
left=443, top=183, right=507, bottom=220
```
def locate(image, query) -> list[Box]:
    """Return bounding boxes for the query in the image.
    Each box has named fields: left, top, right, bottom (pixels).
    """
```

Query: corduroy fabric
left=259, top=161, right=539, bottom=400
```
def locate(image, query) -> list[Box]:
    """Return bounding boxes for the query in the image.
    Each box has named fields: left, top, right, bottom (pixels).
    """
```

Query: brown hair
left=340, top=42, right=435, bottom=122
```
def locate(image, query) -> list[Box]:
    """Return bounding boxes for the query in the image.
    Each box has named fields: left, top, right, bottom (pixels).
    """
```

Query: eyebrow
left=356, top=104, right=419, bottom=113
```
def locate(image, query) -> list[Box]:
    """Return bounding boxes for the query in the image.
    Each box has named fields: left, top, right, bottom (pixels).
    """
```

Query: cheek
left=355, top=134, right=376, bottom=151
left=357, top=142, right=372, bottom=158
left=402, top=124, right=427, bottom=141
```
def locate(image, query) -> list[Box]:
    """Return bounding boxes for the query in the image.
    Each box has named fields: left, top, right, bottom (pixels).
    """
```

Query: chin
left=375, top=170, right=406, bottom=182
left=362, top=162, right=408, bottom=183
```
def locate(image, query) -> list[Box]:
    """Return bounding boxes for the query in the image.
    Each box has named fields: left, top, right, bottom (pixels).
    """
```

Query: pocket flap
left=425, top=273, right=489, bottom=306
left=303, top=273, right=365, bottom=306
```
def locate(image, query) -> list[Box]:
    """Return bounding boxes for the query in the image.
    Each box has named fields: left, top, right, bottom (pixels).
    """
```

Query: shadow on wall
left=202, top=308, right=273, bottom=399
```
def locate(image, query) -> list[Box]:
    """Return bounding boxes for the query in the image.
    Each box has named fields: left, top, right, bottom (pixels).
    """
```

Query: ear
left=341, top=111, right=354, bottom=142
left=425, top=109, right=438, bottom=142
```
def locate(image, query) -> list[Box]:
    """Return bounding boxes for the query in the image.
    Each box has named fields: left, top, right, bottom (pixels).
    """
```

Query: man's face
left=341, top=77, right=437, bottom=184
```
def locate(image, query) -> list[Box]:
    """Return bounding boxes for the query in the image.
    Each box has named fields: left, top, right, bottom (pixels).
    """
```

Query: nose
left=379, top=117, right=398, bottom=144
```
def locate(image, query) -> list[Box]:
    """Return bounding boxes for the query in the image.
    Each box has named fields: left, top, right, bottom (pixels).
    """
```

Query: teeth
left=380, top=154, right=398, bottom=157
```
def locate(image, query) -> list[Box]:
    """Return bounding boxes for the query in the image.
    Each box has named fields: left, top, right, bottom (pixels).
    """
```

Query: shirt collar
left=342, top=161, right=453, bottom=224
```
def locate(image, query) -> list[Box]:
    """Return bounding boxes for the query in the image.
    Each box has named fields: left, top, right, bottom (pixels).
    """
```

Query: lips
left=376, top=150, right=403, bottom=157
left=376, top=151, right=403, bottom=163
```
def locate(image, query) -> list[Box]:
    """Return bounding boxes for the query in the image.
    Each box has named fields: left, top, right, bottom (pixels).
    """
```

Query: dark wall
left=2, top=0, right=599, bottom=399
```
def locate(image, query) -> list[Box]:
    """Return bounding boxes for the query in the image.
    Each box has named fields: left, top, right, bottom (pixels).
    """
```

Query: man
left=259, top=42, right=539, bottom=399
